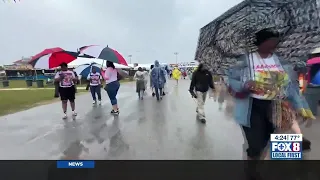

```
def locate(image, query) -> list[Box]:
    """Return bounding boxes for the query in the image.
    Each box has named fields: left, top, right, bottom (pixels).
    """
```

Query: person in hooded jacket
left=150, top=60, right=166, bottom=101
left=134, top=67, right=146, bottom=100
left=189, top=63, right=214, bottom=123
left=172, top=67, right=181, bottom=85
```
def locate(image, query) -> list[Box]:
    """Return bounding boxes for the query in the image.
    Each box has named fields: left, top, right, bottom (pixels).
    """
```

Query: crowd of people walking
left=53, top=36, right=315, bottom=163
left=53, top=59, right=203, bottom=120
left=54, top=61, right=122, bottom=119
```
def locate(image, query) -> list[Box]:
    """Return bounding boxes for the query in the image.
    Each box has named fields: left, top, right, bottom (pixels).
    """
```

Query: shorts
left=59, top=86, right=76, bottom=101
left=241, top=98, right=275, bottom=159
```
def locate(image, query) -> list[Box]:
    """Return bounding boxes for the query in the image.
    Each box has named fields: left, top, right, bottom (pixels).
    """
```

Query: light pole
left=128, top=55, right=132, bottom=64
left=174, top=52, right=178, bottom=64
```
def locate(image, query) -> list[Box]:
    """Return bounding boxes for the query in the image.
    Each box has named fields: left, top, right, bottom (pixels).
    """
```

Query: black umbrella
left=195, top=0, right=320, bottom=73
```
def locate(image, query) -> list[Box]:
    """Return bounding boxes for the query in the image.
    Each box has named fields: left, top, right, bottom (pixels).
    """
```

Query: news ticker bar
left=56, top=160, right=95, bottom=168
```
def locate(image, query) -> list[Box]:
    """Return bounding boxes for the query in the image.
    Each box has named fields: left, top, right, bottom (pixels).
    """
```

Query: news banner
left=54, top=133, right=302, bottom=167
left=270, top=133, right=303, bottom=160
left=56, top=160, right=95, bottom=168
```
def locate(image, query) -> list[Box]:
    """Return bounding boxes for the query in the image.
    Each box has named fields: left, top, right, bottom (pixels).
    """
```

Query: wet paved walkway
left=0, top=80, right=319, bottom=160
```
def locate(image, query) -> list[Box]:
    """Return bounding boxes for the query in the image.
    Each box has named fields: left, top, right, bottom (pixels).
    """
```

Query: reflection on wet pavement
left=0, top=80, right=319, bottom=159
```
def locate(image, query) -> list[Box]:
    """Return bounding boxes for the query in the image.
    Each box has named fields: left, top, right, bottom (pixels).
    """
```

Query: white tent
left=129, top=63, right=168, bottom=70
left=68, top=57, right=133, bottom=69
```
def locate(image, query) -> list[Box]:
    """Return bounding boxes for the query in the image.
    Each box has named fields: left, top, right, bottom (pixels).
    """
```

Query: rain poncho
left=172, top=68, right=181, bottom=80
left=134, top=71, right=146, bottom=93
left=151, top=60, right=166, bottom=89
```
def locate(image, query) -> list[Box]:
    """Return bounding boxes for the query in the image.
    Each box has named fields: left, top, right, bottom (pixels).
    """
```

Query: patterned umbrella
left=74, top=63, right=101, bottom=78
left=79, top=45, right=128, bottom=66
left=195, top=0, right=320, bottom=73
left=29, top=48, right=79, bottom=69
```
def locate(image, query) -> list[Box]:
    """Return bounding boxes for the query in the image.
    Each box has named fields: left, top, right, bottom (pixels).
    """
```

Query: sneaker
left=111, top=110, right=119, bottom=115
left=110, top=109, right=119, bottom=113
left=98, top=101, right=102, bottom=105
left=162, top=92, right=166, bottom=96
left=62, top=113, right=67, bottom=120
left=200, top=119, right=206, bottom=124
left=92, top=101, right=96, bottom=104
left=72, top=111, right=77, bottom=116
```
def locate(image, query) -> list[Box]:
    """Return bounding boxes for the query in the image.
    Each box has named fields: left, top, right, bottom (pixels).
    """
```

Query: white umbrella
left=68, top=57, right=133, bottom=69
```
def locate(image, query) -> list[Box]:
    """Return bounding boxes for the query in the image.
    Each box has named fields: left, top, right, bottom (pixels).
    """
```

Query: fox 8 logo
left=272, top=142, right=301, bottom=152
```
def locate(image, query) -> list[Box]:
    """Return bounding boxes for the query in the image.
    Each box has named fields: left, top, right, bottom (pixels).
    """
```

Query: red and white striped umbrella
left=79, top=45, right=128, bottom=66
left=29, top=48, right=79, bottom=69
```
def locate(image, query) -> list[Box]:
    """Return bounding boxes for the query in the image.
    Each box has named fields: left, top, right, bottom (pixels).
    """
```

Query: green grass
left=1, top=79, right=133, bottom=89
left=0, top=89, right=87, bottom=116
left=0, top=78, right=134, bottom=116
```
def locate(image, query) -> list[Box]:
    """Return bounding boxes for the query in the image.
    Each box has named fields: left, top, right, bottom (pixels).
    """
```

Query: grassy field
left=0, top=88, right=87, bottom=116
left=0, top=80, right=87, bottom=89
left=1, top=79, right=133, bottom=89
left=0, top=79, right=133, bottom=116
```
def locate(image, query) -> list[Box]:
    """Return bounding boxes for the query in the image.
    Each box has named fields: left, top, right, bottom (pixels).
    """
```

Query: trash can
left=304, top=86, right=320, bottom=116
left=26, top=79, right=33, bottom=87
left=2, top=80, right=9, bottom=87
left=36, top=80, right=44, bottom=88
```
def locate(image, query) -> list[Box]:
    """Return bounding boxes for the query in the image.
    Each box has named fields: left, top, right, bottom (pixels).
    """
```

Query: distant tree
left=0, top=66, right=4, bottom=70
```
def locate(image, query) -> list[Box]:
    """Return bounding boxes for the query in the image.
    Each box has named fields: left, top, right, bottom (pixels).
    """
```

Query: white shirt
left=249, top=52, right=285, bottom=99
left=54, top=70, right=76, bottom=88
left=103, top=67, right=118, bottom=84
left=87, top=72, right=102, bottom=86
left=134, top=71, right=145, bottom=81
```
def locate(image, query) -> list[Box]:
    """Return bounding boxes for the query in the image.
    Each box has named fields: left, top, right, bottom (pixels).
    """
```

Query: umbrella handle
left=101, top=59, right=105, bottom=69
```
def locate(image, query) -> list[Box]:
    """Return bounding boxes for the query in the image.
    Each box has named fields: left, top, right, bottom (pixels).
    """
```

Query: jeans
left=90, top=84, right=102, bottom=101
left=241, top=99, right=274, bottom=159
left=196, top=91, right=207, bottom=120
left=105, top=81, right=120, bottom=105
left=154, top=87, right=163, bottom=100
left=138, top=90, right=144, bottom=98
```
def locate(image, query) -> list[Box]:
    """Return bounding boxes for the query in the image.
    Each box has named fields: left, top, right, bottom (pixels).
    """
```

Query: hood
left=154, top=60, right=160, bottom=67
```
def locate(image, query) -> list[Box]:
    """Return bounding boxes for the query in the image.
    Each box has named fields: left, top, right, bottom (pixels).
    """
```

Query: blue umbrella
left=74, top=63, right=101, bottom=78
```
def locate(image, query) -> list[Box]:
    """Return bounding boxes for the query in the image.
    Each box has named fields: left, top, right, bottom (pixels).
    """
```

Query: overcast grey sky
left=0, top=0, right=241, bottom=65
